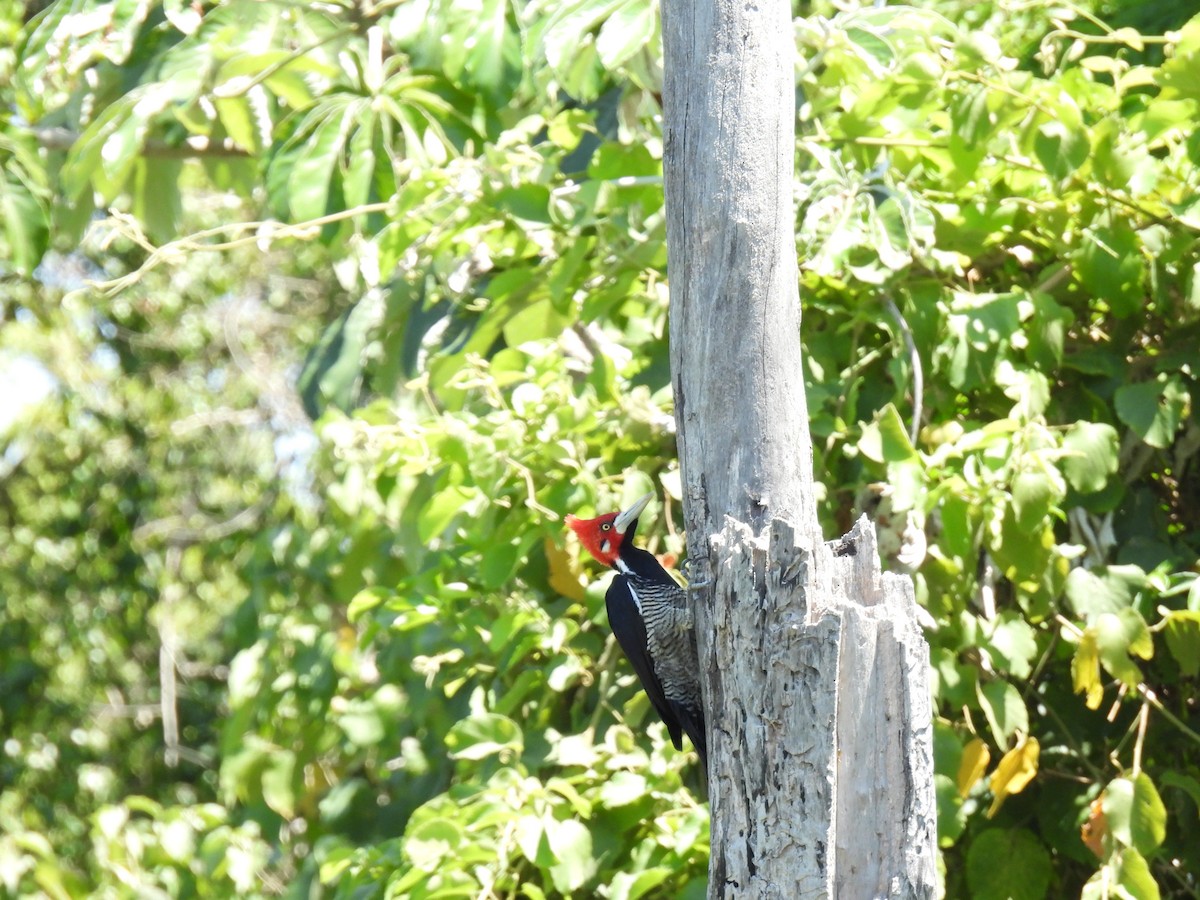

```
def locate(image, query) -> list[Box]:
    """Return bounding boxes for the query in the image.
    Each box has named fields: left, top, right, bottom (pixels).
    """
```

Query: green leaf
left=297, top=297, right=379, bottom=417
left=338, top=698, right=387, bottom=747
left=1011, top=470, right=1055, bottom=531
left=1164, top=610, right=1200, bottom=677
left=445, top=713, right=523, bottom=760
left=1114, top=377, right=1188, bottom=449
left=869, top=197, right=915, bottom=270
left=1160, top=771, right=1200, bottom=819
left=1082, top=848, right=1161, bottom=900
left=1025, top=289, right=1071, bottom=369
left=347, top=587, right=388, bottom=621
left=607, top=868, right=672, bottom=900
left=1158, top=16, right=1200, bottom=102
left=406, top=818, right=464, bottom=871
left=515, top=814, right=550, bottom=866
left=1061, top=422, right=1120, bottom=494
left=983, top=613, right=1039, bottom=680
left=542, top=0, right=629, bottom=100
left=932, top=646, right=978, bottom=709
left=1094, top=608, right=1153, bottom=687
left=1113, top=847, right=1161, bottom=900
left=935, top=774, right=967, bottom=846
left=950, top=85, right=991, bottom=148
left=503, top=299, right=571, bottom=348
left=287, top=99, right=356, bottom=221
left=596, top=0, right=655, bottom=70
left=465, top=0, right=515, bottom=94
left=545, top=817, right=596, bottom=893
left=995, top=361, right=1050, bottom=419
left=0, top=168, right=49, bottom=276
left=261, top=750, right=296, bottom=818
left=858, top=403, right=917, bottom=463
left=943, top=292, right=1022, bottom=391
left=1103, top=774, right=1167, bottom=856
left=66, top=81, right=190, bottom=201
left=494, top=184, right=553, bottom=224
left=132, top=157, right=183, bottom=243
left=214, top=96, right=261, bottom=154
left=1033, top=119, right=1088, bottom=181
left=1075, top=216, right=1143, bottom=318
left=977, top=679, right=1028, bottom=745
left=966, top=828, right=1051, bottom=900
left=417, top=485, right=476, bottom=544
left=598, top=771, right=647, bottom=807
left=1065, top=565, right=1148, bottom=621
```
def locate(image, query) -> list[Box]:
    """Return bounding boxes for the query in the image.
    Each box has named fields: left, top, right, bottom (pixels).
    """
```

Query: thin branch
left=1042, top=28, right=1175, bottom=47
left=1132, top=701, right=1149, bottom=777
left=884, top=296, right=923, bottom=444
left=160, top=546, right=182, bottom=768
left=71, top=202, right=393, bottom=300
left=212, top=28, right=351, bottom=100
left=32, top=126, right=251, bottom=159
left=132, top=490, right=277, bottom=546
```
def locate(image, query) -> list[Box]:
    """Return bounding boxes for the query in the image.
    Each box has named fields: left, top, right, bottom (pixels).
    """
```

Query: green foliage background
left=2, top=0, right=1200, bottom=896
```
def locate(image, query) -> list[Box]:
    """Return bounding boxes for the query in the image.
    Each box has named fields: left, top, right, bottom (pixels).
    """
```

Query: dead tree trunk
left=660, top=0, right=938, bottom=896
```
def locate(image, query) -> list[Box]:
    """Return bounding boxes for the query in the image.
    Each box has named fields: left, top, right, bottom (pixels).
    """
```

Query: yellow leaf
left=546, top=537, right=586, bottom=602
left=1072, top=629, right=1105, bottom=710
left=987, top=736, right=1040, bottom=818
left=957, top=738, right=991, bottom=798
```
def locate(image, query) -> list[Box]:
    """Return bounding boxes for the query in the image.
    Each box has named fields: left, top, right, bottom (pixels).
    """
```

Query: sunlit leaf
left=1094, top=608, right=1153, bottom=687
left=261, top=750, right=297, bottom=819
left=987, top=737, right=1040, bottom=818
left=1072, top=629, right=1105, bottom=710
left=1065, top=565, right=1148, bottom=621
left=0, top=164, right=50, bottom=276
left=858, top=403, right=918, bottom=464
left=598, top=771, right=648, bottom=807
left=957, top=738, right=990, bottom=798
left=445, top=713, right=523, bottom=760
left=405, top=818, right=464, bottom=871
left=596, top=0, right=656, bottom=71
left=546, top=817, right=597, bottom=893
left=977, top=680, right=1028, bottom=746
left=1061, top=422, right=1120, bottom=494
left=1102, top=774, right=1166, bottom=856
left=1114, top=377, right=1188, bottom=449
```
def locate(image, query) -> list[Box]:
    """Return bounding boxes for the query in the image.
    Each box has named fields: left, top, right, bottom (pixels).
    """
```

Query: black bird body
left=565, top=493, right=707, bottom=770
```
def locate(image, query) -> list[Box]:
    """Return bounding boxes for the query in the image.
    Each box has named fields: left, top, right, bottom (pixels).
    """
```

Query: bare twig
left=884, top=296, right=923, bottom=444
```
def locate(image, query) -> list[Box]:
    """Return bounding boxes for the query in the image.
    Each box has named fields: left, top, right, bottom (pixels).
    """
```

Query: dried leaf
left=1082, top=796, right=1108, bottom=859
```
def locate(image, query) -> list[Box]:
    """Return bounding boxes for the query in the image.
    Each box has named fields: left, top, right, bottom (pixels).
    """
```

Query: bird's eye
left=600, top=523, right=611, bottom=532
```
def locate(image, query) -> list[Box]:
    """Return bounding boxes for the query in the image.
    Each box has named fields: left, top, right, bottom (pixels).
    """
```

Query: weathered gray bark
left=705, top=517, right=937, bottom=897
left=661, top=0, right=818, bottom=543
left=660, top=0, right=938, bottom=895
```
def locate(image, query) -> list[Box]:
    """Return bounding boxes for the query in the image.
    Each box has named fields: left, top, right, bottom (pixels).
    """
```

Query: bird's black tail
left=671, top=699, right=708, bottom=775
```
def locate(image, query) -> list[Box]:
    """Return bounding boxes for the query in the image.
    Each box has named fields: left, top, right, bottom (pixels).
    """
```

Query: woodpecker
left=566, top=493, right=707, bottom=769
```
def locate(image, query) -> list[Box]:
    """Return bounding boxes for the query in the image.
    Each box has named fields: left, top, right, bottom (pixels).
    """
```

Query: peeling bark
left=700, top=517, right=936, bottom=898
